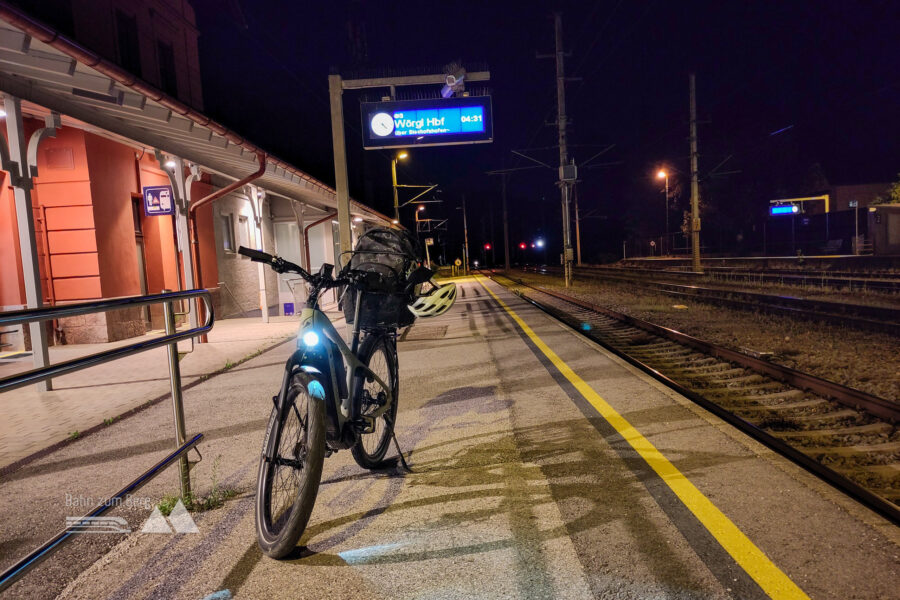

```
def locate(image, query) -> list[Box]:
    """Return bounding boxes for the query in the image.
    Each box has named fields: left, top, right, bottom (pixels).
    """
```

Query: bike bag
left=343, top=227, right=421, bottom=329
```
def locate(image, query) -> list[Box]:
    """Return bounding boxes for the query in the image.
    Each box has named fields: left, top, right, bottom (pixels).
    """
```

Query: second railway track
left=528, top=265, right=900, bottom=336
left=485, top=271, right=900, bottom=525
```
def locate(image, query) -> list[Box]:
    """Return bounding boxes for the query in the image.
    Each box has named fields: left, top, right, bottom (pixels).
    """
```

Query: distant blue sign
left=361, top=96, right=493, bottom=149
left=143, top=185, right=175, bottom=216
left=770, top=205, right=799, bottom=216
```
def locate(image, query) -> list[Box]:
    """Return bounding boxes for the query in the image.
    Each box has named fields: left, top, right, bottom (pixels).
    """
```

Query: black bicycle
left=238, top=245, right=429, bottom=558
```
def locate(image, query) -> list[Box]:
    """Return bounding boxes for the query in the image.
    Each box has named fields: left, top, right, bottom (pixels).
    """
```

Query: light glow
left=302, top=331, right=320, bottom=347
left=164, top=159, right=177, bottom=169
left=397, top=151, right=409, bottom=160
left=657, top=170, right=667, bottom=179
left=535, top=239, right=545, bottom=248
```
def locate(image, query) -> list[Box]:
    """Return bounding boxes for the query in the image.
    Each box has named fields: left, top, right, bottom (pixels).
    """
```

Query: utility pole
left=391, top=156, right=400, bottom=222
left=462, top=194, right=470, bottom=274
left=574, top=184, right=582, bottom=265
left=502, top=173, right=510, bottom=270
left=553, top=12, right=574, bottom=286
left=689, top=73, right=702, bottom=273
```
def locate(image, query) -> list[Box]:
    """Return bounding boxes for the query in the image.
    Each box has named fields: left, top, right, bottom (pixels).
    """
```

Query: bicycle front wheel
left=351, top=334, right=398, bottom=469
left=255, top=372, right=326, bottom=558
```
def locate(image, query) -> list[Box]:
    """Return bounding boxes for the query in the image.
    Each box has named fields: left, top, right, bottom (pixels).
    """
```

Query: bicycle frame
left=272, top=290, right=394, bottom=450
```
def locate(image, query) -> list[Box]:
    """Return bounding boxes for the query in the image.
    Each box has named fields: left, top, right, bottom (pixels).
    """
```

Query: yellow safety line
left=0, top=351, right=26, bottom=359
left=474, top=275, right=809, bottom=600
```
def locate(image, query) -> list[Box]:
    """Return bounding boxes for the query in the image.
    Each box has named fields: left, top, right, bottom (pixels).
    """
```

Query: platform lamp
left=657, top=169, right=668, bottom=254
left=391, top=151, right=409, bottom=222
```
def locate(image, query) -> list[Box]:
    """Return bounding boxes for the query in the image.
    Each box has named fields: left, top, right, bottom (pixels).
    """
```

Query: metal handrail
left=0, top=290, right=213, bottom=394
left=0, top=289, right=214, bottom=593
left=0, top=434, right=203, bottom=592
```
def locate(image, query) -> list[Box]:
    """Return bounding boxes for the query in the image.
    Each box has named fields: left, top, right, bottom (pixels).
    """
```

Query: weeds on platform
left=156, top=455, right=238, bottom=515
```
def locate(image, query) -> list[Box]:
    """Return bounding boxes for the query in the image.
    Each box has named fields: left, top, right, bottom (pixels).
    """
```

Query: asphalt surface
left=3, top=277, right=898, bottom=599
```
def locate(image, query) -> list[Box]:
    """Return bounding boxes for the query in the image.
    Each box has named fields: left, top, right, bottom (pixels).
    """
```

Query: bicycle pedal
left=352, top=416, right=376, bottom=434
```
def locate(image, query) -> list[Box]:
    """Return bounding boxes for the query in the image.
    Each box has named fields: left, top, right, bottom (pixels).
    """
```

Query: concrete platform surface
left=1, top=277, right=897, bottom=599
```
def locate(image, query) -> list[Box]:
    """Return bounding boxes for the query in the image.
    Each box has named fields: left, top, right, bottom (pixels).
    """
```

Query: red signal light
left=484, top=243, right=491, bottom=250
left=519, top=242, right=526, bottom=249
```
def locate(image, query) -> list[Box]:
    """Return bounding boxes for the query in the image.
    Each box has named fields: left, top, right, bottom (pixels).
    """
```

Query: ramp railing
left=0, top=289, right=214, bottom=592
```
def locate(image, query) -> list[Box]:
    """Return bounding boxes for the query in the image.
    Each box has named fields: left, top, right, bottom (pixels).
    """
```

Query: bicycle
left=237, top=245, right=432, bottom=558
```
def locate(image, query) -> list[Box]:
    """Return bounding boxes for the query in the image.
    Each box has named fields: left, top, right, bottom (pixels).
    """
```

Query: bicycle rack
left=0, top=289, right=214, bottom=593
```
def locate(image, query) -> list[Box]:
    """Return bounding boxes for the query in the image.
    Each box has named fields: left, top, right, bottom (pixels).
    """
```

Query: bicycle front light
left=302, top=331, right=320, bottom=347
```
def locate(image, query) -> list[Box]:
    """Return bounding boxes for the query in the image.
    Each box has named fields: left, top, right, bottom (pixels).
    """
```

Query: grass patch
left=103, top=417, right=117, bottom=426
left=155, top=455, right=239, bottom=515
left=68, top=430, right=80, bottom=440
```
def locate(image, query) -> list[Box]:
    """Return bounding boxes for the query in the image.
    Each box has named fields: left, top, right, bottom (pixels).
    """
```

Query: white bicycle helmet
left=409, top=281, right=457, bottom=317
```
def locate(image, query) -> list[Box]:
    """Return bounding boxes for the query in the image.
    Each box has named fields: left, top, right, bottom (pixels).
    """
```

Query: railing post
left=162, top=290, right=191, bottom=499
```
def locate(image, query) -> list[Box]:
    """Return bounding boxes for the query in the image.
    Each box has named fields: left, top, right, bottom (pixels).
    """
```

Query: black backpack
left=342, top=228, right=422, bottom=329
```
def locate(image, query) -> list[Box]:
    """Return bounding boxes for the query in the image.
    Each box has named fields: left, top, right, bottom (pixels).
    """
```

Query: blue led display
left=361, top=96, right=493, bottom=149
left=770, top=205, right=799, bottom=216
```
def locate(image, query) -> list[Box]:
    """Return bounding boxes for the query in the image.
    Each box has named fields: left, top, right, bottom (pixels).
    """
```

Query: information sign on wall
left=143, top=185, right=175, bottom=216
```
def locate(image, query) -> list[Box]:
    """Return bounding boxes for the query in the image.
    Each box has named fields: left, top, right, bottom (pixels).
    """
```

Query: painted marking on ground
left=475, top=275, right=809, bottom=600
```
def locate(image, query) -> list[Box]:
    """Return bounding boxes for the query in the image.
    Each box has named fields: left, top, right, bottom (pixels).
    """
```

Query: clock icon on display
left=370, top=112, right=395, bottom=137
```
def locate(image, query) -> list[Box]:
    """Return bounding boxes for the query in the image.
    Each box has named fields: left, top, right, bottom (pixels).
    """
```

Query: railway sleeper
left=636, top=354, right=716, bottom=369
left=703, top=374, right=768, bottom=387
left=800, top=441, right=900, bottom=457
left=672, top=364, right=742, bottom=376
left=694, top=381, right=785, bottom=395
left=771, top=422, right=894, bottom=440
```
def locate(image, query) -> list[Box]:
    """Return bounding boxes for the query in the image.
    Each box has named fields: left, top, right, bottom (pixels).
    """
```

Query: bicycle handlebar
left=237, top=246, right=272, bottom=262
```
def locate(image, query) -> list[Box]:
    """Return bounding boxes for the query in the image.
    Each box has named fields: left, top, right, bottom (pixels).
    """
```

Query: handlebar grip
left=238, top=246, right=272, bottom=262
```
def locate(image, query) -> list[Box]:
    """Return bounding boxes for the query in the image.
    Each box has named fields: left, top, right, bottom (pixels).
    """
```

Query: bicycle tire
left=350, top=334, right=398, bottom=469
left=255, top=372, right=326, bottom=558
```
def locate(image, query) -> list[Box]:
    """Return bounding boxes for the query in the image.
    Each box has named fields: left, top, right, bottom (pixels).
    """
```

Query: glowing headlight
left=302, top=331, right=320, bottom=347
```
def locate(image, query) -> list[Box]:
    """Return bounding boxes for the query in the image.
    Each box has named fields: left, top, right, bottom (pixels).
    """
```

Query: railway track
left=486, top=271, right=900, bottom=525
left=527, top=266, right=900, bottom=336
left=609, top=264, right=900, bottom=293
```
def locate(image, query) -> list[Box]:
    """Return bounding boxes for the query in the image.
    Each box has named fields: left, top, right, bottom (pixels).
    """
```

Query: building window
left=238, top=215, right=251, bottom=253
left=157, top=41, right=178, bottom=97
left=115, top=10, right=141, bottom=78
left=220, top=214, right=235, bottom=252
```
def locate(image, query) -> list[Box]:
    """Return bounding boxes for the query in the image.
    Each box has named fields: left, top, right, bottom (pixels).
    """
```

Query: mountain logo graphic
left=140, top=500, right=199, bottom=534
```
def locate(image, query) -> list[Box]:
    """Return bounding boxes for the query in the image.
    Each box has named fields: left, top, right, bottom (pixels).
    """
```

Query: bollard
left=162, top=290, right=191, bottom=499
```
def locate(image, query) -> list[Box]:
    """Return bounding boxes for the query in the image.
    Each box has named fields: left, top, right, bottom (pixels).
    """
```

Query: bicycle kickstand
left=387, top=416, right=412, bottom=473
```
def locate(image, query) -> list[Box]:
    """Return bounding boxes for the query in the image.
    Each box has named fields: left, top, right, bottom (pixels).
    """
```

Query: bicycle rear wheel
left=255, top=372, right=325, bottom=558
left=351, top=334, right=398, bottom=469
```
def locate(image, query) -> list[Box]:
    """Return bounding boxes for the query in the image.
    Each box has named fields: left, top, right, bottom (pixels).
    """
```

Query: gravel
left=510, top=272, right=900, bottom=404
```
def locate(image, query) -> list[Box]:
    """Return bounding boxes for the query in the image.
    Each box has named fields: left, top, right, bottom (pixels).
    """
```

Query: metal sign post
left=328, top=69, right=490, bottom=266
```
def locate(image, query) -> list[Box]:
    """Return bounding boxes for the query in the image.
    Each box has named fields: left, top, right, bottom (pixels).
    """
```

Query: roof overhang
left=0, top=3, right=391, bottom=226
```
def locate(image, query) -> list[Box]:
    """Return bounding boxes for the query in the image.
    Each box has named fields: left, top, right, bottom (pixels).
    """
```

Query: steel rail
left=580, top=264, right=900, bottom=293
left=530, top=266, right=900, bottom=335
left=0, top=290, right=213, bottom=394
left=485, top=272, right=900, bottom=525
left=0, top=434, right=203, bottom=593
left=507, top=274, right=898, bottom=422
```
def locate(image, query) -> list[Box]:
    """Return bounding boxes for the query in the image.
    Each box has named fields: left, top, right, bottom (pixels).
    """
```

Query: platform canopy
left=0, top=8, right=389, bottom=225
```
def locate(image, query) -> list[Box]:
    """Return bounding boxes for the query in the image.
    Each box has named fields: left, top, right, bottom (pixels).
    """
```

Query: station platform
left=2, top=276, right=897, bottom=599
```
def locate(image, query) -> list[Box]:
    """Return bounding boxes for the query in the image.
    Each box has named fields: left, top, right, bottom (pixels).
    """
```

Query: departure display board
left=361, top=96, right=493, bottom=149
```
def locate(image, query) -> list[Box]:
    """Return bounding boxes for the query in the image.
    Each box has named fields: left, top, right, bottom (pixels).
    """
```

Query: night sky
left=193, top=0, right=900, bottom=262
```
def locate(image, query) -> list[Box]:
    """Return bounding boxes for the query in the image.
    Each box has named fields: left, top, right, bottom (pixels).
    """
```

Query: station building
left=0, top=2, right=388, bottom=366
